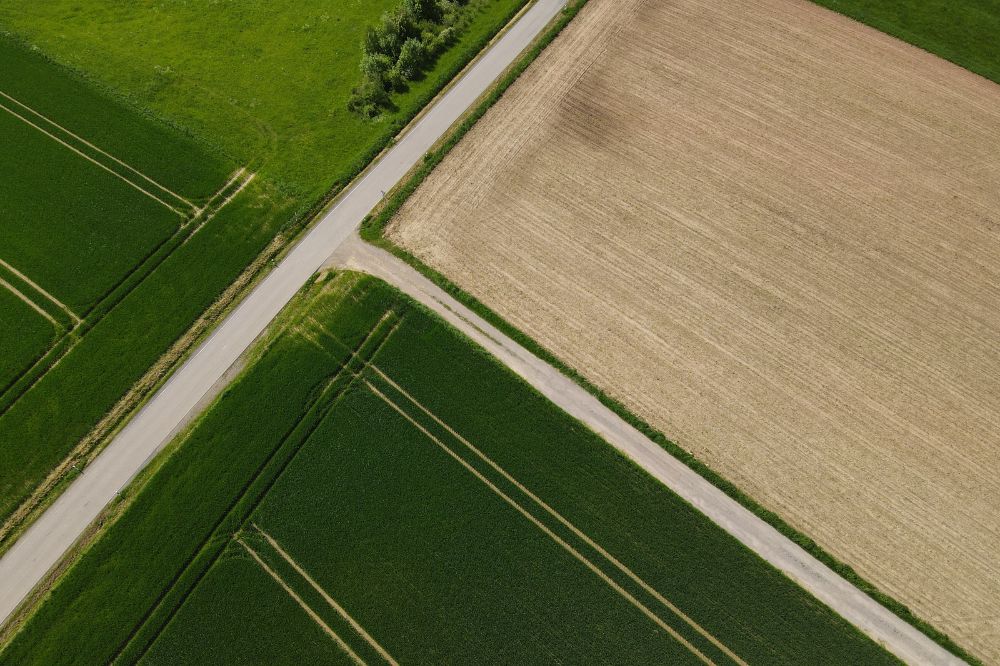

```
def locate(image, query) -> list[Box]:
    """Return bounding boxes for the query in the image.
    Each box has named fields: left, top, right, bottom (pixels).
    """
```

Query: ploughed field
left=0, top=274, right=897, bottom=665
left=387, top=0, right=1000, bottom=659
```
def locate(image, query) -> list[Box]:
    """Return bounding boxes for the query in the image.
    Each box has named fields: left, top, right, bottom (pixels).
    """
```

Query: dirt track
left=387, top=0, right=1000, bottom=659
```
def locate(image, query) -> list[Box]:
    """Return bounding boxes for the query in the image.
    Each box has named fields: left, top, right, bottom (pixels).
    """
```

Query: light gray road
left=330, top=235, right=963, bottom=666
left=0, top=0, right=567, bottom=629
left=0, top=1, right=966, bottom=663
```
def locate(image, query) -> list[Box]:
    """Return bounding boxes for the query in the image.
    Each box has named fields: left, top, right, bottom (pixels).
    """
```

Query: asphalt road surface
left=0, top=1, right=967, bottom=663
left=0, top=0, right=567, bottom=630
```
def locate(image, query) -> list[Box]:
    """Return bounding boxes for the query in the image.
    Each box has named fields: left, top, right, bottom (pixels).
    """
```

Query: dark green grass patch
left=140, top=550, right=355, bottom=666
left=2, top=275, right=898, bottom=665
left=166, top=386, right=701, bottom=664
left=0, top=110, right=181, bottom=313
left=0, top=35, right=231, bottom=200
left=0, top=289, right=55, bottom=391
left=811, top=0, right=1000, bottom=86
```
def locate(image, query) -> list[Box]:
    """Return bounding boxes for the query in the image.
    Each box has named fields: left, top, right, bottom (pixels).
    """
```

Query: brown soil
left=387, top=0, right=1000, bottom=659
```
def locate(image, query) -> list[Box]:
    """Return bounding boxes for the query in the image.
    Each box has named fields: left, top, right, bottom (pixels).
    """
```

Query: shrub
left=348, top=0, right=482, bottom=117
left=396, top=37, right=428, bottom=80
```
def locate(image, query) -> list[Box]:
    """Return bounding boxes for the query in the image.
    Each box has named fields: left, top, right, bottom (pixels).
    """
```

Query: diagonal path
left=366, top=377, right=719, bottom=664
left=0, top=0, right=569, bottom=633
left=366, top=365, right=746, bottom=665
left=238, top=537, right=366, bottom=665
left=253, top=525, right=399, bottom=666
left=331, top=235, right=965, bottom=666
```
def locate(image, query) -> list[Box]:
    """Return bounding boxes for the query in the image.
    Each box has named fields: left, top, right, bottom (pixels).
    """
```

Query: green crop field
left=0, top=289, right=54, bottom=392
left=0, top=0, right=527, bottom=538
left=1, top=274, right=899, bottom=665
left=0, top=34, right=275, bottom=530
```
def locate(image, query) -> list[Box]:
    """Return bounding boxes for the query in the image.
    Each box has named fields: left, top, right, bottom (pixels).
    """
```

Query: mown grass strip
left=360, top=0, right=980, bottom=662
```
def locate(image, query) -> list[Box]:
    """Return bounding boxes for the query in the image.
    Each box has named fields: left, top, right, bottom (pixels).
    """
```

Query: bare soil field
left=388, top=0, right=1000, bottom=659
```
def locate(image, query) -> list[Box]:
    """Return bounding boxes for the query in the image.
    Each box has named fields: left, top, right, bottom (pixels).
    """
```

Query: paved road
left=0, top=1, right=967, bottom=663
left=0, top=0, right=568, bottom=629
left=330, top=235, right=963, bottom=666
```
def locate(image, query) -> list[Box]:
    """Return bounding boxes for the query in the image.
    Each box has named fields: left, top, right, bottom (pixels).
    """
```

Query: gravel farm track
left=387, top=0, right=1000, bottom=660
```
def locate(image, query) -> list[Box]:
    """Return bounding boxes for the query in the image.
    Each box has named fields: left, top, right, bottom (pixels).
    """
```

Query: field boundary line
left=0, top=99, right=186, bottom=216
left=189, top=168, right=247, bottom=220
left=0, top=277, right=59, bottom=327
left=370, top=365, right=746, bottom=665
left=0, top=88, right=195, bottom=210
left=0, top=258, right=80, bottom=325
left=184, top=170, right=257, bottom=239
left=253, top=524, right=399, bottom=666
left=364, top=379, right=716, bottom=665
left=237, top=537, right=366, bottom=666
left=112, top=311, right=400, bottom=664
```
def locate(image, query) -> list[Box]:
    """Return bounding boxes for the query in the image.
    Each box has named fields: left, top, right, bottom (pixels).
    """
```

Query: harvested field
left=387, top=0, right=1000, bottom=659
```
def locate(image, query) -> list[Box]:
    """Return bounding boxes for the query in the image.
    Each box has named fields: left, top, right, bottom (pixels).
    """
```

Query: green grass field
left=0, top=0, right=528, bottom=198
left=1, top=274, right=898, bottom=665
left=0, top=0, right=527, bottom=535
left=0, top=289, right=54, bottom=391
left=0, top=109, right=185, bottom=313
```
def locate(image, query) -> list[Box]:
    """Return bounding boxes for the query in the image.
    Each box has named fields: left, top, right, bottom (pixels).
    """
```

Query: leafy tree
left=396, top=37, right=428, bottom=80
left=349, top=0, right=480, bottom=117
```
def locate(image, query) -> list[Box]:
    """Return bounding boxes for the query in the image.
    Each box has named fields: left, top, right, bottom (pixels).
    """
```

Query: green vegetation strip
left=361, top=0, right=982, bottom=662
left=2, top=274, right=898, bottom=664
left=350, top=0, right=505, bottom=117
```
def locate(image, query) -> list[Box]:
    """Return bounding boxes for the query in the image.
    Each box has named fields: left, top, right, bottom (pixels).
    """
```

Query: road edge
left=358, top=0, right=980, bottom=663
